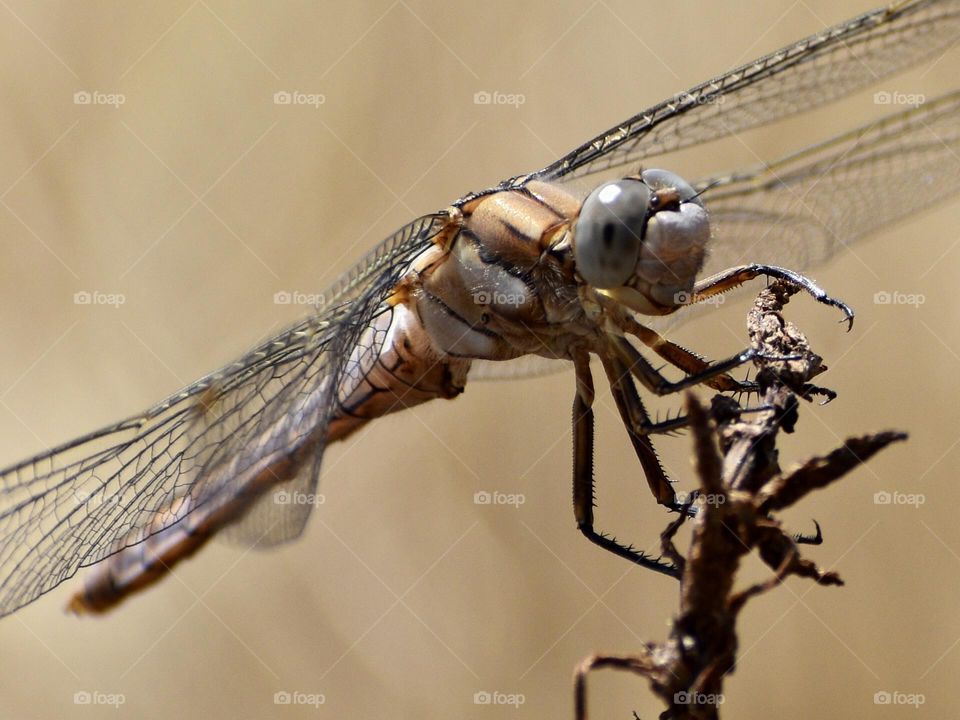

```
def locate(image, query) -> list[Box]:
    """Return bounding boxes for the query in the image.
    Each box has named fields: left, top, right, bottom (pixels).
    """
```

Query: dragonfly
left=1, top=0, right=959, bottom=618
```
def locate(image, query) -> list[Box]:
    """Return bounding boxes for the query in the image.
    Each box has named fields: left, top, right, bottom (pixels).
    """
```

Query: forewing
left=700, top=89, right=960, bottom=276
left=648, top=88, right=960, bottom=335
left=0, top=212, right=451, bottom=616
left=534, top=0, right=960, bottom=183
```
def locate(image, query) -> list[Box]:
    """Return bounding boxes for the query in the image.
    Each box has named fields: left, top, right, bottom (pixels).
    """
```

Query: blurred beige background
left=0, top=1, right=957, bottom=718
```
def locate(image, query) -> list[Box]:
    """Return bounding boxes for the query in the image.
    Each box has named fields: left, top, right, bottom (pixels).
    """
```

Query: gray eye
left=640, top=168, right=702, bottom=207
left=574, top=180, right=651, bottom=289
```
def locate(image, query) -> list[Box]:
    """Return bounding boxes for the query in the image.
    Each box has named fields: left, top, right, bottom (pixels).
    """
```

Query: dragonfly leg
left=692, top=264, right=854, bottom=330
left=794, top=519, right=823, bottom=545
left=572, top=351, right=679, bottom=577
left=611, top=335, right=757, bottom=397
left=599, top=353, right=685, bottom=502
left=606, top=307, right=754, bottom=394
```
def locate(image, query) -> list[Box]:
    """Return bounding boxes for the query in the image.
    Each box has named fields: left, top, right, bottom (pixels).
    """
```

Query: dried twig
left=575, top=281, right=906, bottom=720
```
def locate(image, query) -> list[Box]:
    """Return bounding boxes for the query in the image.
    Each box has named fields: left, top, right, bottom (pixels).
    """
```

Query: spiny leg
left=597, top=265, right=852, bottom=399
left=597, top=354, right=682, bottom=506
left=571, top=350, right=679, bottom=576
left=692, top=263, right=854, bottom=330
left=611, top=334, right=758, bottom=397
left=598, top=298, right=754, bottom=395
left=599, top=354, right=705, bottom=521
left=634, top=327, right=754, bottom=393
left=795, top=519, right=823, bottom=545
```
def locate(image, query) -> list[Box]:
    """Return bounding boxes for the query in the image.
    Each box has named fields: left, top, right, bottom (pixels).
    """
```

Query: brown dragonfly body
left=3, top=0, right=960, bottom=620
left=70, top=177, right=714, bottom=611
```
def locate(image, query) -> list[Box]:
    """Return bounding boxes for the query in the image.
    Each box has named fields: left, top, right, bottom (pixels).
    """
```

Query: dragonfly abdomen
left=327, top=299, right=472, bottom=442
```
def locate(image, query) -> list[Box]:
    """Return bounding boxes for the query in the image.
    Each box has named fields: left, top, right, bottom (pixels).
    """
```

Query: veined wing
left=700, top=89, right=960, bottom=275
left=468, top=356, right=574, bottom=382
left=651, top=88, right=960, bottom=335
left=0, top=213, right=452, bottom=617
left=221, top=212, right=459, bottom=547
left=533, top=0, right=960, bottom=183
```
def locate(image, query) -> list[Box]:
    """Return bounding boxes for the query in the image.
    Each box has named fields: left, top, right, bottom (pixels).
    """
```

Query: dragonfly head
left=572, top=168, right=709, bottom=315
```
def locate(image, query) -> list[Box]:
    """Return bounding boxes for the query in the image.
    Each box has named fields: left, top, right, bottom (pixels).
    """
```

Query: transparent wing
left=220, top=450, right=323, bottom=548
left=533, top=0, right=960, bottom=183
left=468, top=356, right=573, bottom=382
left=0, top=212, right=451, bottom=616
left=648, top=88, right=960, bottom=335
left=700, top=89, right=960, bottom=274
left=209, top=211, right=458, bottom=548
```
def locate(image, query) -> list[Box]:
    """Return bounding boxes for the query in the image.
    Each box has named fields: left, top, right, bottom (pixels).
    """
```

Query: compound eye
left=640, top=168, right=702, bottom=207
left=574, top=180, right=651, bottom=289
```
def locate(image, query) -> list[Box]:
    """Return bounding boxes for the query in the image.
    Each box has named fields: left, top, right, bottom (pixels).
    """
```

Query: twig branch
left=575, top=281, right=906, bottom=719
